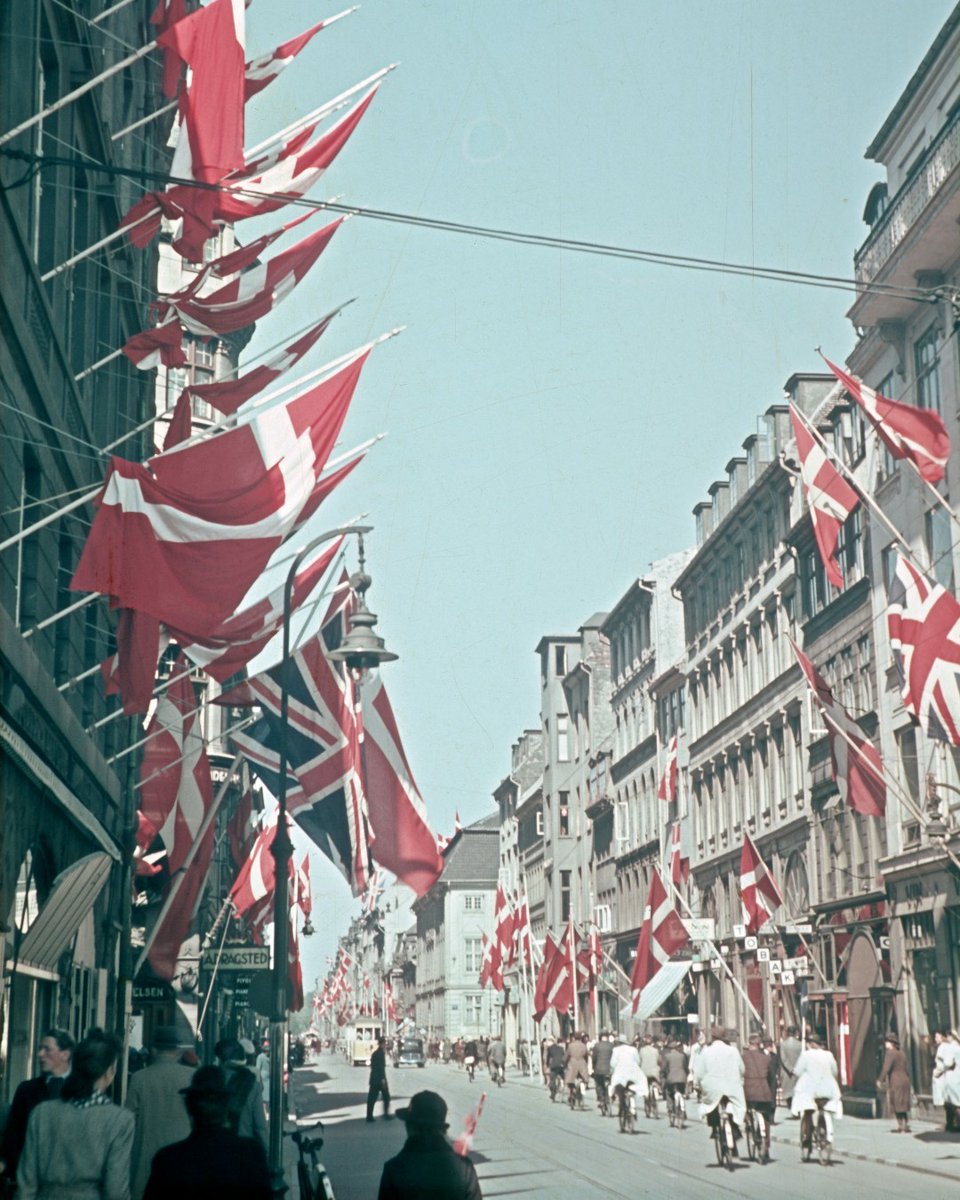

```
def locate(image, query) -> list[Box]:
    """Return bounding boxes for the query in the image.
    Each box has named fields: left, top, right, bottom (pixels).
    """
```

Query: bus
left=345, top=1019, right=382, bottom=1066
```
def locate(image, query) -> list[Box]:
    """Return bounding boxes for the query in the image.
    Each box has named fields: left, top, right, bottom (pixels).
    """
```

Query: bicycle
left=568, top=1079, right=586, bottom=1111
left=801, top=1099, right=833, bottom=1166
left=595, top=1076, right=610, bottom=1118
left=711, top=1096, right=737, bottom=1172
left=666, top=1083, right=686, bottom=1130
left=616, top=1084, right=637, bottom=1134
left=289, top=1125, right=336, bottom=1200
left=744, top=1105, right=768, bottom=1163
left=490, top=1062, right=505, bottom=1087
left=549, top=1069, right=563, bottom=1102
left=465, top=1056, right=476, bottom=1083
left=644, top=1078, right=659, bottom=1120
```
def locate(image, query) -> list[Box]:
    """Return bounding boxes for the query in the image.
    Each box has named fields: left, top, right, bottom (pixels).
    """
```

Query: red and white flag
left=138, top=653, right=214, bottom=876
left=359, top=674, right=445, bottom=897
left=669, top=820, right=689, bottom=886
left=148, top=820, right=216, bottom=980
left=227, top=788, right=257, bottom=870
left=149, top=0, right=188, bottom=98
left=125, top=219, right=343, bottom=368
left=791, top=638, right=886, bottom=817
left=122, top=318, right=186, bottom=371
left=134, top=810, right=164, bottom=878
left=296, top=854, right=312, bottom=919
left=657, top=733, right=679, bottom=802
left=532, top=933, right=560, bottom=1022
left=739, top=833, right=783, bottom=934
left=71, top=350, right=371, bottom=637
left=436, top=811, right=462, bottom=854
left=452, top=1093, right=486, bottom=1157
left=822, top=353, right=950, bottom=484
left=512, top=887, right=533, bottom=968
left=288, top=911, right=304, bottom=1012
left=888, top=553, right=960, bottom=746
left=790, top=405, right=860, bottom=588
left=630, top=870, right=689, bottom=1013
left=244, top=17, right=335, bottom=99
left=230, top=815, right=281, bottom=918
left=493, top=885, right=515, bottom=972
left=478, top=933, right=496, bottom=989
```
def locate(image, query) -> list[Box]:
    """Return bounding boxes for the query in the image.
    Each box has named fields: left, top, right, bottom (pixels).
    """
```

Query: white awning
left=620, top=960, right=692, bottom=1021
left=14, top=853, right=113, bottom=973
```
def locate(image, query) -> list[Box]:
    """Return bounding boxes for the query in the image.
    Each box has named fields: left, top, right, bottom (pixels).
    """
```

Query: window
left=914, top=325, right=942, bottom=416
left=925, top=506, right=955, bottom=591
left=554, top=644, right=566, bottom=676
left=464, top=994, right=483, bottom=1024
left=558, top=793, right=570, bottom=838
left=464, top=895, right=483, bottom=911
left=560, top=870, right=571, bottom=922
left=874, top=373, right=898, bottom=481
left=557, top=714, right=570, bottom=762
left=464, top=938, right=482, bottom=973
left=896, top=726, right=920, bottom=805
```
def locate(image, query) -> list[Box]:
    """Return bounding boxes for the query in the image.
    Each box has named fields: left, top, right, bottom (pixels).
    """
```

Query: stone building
left=0, top=2, right=168, bottom=1097
left=412, top=814, right=499, bottom=1039
left=845, top=3, right=960, bottom=1101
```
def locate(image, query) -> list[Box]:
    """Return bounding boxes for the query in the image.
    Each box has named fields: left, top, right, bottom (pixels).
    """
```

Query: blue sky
left=235, top=0, right=951, bottom=981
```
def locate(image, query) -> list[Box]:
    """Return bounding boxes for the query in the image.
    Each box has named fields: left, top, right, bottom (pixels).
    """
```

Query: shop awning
left=14, top=853, right=113, bottom=973
left=619, top=960, right=692, bottom=1021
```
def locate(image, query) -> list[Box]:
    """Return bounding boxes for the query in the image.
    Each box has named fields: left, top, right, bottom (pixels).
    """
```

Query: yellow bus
left=346, top=1019, right=382, bottom=1066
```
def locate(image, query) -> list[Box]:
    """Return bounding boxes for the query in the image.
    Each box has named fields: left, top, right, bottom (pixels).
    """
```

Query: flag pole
left=0, top=40, right=161, bottom=147
left=111, top=99, right=178, bottom=143
left=128, top=716, right=255, bottom=789
left=90, top=0, right=139, bottom=23
left=133, top=752, right=242, bottom=976
left=41, top=207, right=160, bottom=283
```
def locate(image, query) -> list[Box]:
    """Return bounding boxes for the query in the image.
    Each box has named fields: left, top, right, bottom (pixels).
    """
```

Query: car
left=394, top=1037, right=426, bottom=1068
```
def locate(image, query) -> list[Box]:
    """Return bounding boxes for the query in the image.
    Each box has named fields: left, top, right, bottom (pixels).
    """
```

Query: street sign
left=681, top=918, right=716, bottom=941
left=744, top=936, right=758, bottom=950
left=783, top=955, right=809, bottom=973
left=784, top=923, right=813, bottom=935
left=200, top=945, right=270, bottom=971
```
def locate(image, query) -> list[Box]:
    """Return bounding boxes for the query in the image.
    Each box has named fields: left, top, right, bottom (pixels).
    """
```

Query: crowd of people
left=0, top=1025, right=281, bottom=1199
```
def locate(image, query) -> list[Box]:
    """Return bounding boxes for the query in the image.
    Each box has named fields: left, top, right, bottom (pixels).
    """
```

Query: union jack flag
left=888, top=554, right=960, bottom=745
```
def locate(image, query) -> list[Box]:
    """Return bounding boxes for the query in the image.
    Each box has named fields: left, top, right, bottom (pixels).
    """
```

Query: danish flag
left=657, top=734, right=679, bottom=802
left=789, top=405, right=860, bottom=588
left=822, top=353, right=949, bottom=484
left=493, top=885, right=515, bottom=973
left=244, top=15, right=342, bottom=99
left=669, top=820, right=690, bottom=886
left=739, top=833, right=783, bottom=934
left=630, top=870, right=689, bottom=1012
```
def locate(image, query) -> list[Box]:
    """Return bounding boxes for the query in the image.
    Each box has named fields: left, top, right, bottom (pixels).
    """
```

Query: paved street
left=288, top=1054, right=960, bottom=1199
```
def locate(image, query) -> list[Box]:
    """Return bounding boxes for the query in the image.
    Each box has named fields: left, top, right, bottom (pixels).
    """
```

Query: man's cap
left=710, top=1024, right=728, bottom=1041
left=748, top=1033, right=761, bottom=1045
left=180, top=1065, right=228, bottom=1099
left=806, top=1031, right=822, bottom=1046
left=395, top=1090, right=448, bottom=1129
left=153, top=1025, right=182, bottom=1050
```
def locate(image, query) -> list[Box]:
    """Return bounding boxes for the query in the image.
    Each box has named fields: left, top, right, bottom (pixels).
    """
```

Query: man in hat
left=693, top=1025, right=746, bottom=1150
left=214, top=1038, right=268, bottom=1151
left=367, top=1036, right=392, bottom=1122
left=126, top=1025, right=196, bottom=1200
left=742, top=1033, right=777, bottom=1160
left=778, top=1024, right=802, bottom=1115
left=377, top=1091, right=482, bottom=1200
left=143, top=1066, right=271, bottom=1200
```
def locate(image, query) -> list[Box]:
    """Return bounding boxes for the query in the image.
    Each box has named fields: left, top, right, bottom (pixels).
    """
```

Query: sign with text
left=732, top=923, right=747, bottom=939
left=681, top=918, right=716, bottom=942
left=744, top=935, right=758, bottom=950
left=781, top=970, right=796, bottom=984
left=757, top=948, right=770, bottom=962
left=784, top=923, right=813, bottom=935
left=200, top=945, right=270, bottom=972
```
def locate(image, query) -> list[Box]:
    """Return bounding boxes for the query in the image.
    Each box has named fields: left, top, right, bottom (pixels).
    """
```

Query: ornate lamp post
left=268, top=527, right=396, bottom=1195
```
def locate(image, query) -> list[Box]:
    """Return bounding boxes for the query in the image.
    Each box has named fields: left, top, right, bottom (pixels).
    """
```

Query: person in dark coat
left=378, top=1091, right=481, bottom=1200
left=367, top=1037, right=391, bottom=1122
left=878, top=1034, right=912, bottom=1133
left=0, top=1028, right=75, bottom=1184
left=742, top=1034, right=777, bottom=1159
left=143, top=1066, right=271, bottom=1200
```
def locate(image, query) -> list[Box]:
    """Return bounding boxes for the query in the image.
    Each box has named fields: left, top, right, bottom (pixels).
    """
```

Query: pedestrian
left=0, top=1028, right=75, bottom=1186
left=933, top=1030, right=960, bottom=1131
left=142, top=1067, right=271, bottom=1200
left=214, top=1038, right=268, bottom=1151
left=778, top=1025, right=802, bottom=1116
left=564, top=1033, right=590, bottom=1099
left=254, top=1041, right=271, bottom=1108
left=17, top=1028, right=134, bottom=1200
left=125, top=1025, right=196, bottom=1200
left=877, top=1034, right=912, bottom=1133
left=366, top=1036, right=392, bottom=1122
left=377, top=1090, right=482, bottom=1200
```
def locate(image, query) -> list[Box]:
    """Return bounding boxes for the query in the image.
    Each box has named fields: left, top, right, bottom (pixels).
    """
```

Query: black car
left=393, top=1037, right=426, bottom=1068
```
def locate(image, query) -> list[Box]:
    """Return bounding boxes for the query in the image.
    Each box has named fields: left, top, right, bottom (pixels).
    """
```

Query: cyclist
left=660, top=1038, right=688, bottom=1123
left=637, top=1035, right=661, bottom=1115
left=592, top=1032, right=614, bottom=1114
left=463, top=1037, right=479, bottom=1083
left=742, top=1033, right=777, bottom=1160
left=610, top=1035, right=647, bottom=1117
left=693, top=1025, right=746, bottom=1154
left=791, top=1032, right=841, bottom=1151
left=546, top=1039, right=566, bottom=1098
left=564, top=1032, right=590, bottom=1106
left=487, top=1036, right=506, bottom=1085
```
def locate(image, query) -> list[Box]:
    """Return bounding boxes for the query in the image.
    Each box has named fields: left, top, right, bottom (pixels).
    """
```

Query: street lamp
left=268, top=526, right=397, bottom=1195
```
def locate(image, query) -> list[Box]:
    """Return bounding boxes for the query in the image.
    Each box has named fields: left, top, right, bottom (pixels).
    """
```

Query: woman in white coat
left=791, top=1033, right=842, bottom=1122
left=609, top=1038, right=648, bottom=1103
left=932, top=1030, right=960, bottom=1132
left=693, top=1026, right=746, bottom=1132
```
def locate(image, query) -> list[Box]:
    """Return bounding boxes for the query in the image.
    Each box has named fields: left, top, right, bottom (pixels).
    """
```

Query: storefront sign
left=781, top=970, right=796, bottom=984
left=133, top=982, right=174, bottom=1004
left=681, top=918, right=716, bottom=941
left=744, top=936, right=758, bottom=950
left=200, top=945, right=270, bottom=971
left=769, top=960, right=782, bottom=973
left=784, top=922, right=813, bottom=935
left=732, top=923, right=747, bottom=938
left=757, top=948, right=770, bottom=962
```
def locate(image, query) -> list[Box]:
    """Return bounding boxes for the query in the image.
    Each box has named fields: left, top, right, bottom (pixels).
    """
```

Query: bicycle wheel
left=817, top=1118, right=831, bottom=1166
left=298, top=1161, right=318, bottom=1200
left=619, top=1101, right=628, bottom=1133
left=668, top=1095, right=677, bottom=1128
left=714, top=1129, right=727, bottom=1168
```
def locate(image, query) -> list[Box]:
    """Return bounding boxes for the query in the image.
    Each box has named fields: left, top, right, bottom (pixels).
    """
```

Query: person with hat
left=142, top=1066, right=271, bottom=1200
left=367, top=1036, right=392, bottom=1122
left=692, top=1025, right=746, bottom=1151
left=877, top=1034, right=912, bottom=1133
left=377, top=1091, right=482, bottom=1200
left=791, top=1030, right=841, bottom=1149
left=214, top=1038, right=268, bottom=1151
left=126, top=1025, right=195, bottom=1200
left=742, top=1033, right=776, bottom=1160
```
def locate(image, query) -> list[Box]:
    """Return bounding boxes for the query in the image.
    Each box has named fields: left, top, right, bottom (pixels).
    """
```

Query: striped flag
left=630, top=870, right=689, bottom=1013
left=790, top=404, right=860, bottom=588
left=739, top=833, right=783, bottom=934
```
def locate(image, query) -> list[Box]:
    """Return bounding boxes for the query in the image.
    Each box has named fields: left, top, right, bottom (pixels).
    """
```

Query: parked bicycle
left=288, top=1124, right=336, bottom=1200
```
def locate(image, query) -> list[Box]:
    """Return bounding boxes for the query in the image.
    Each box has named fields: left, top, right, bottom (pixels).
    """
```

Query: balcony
left=850, top=105, right=960, bottom=326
